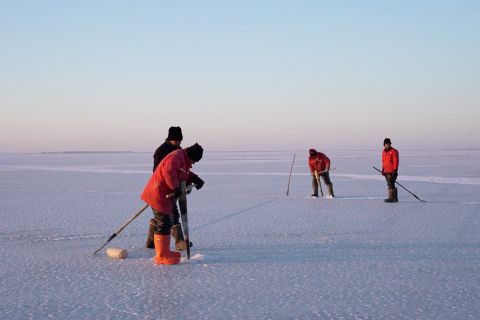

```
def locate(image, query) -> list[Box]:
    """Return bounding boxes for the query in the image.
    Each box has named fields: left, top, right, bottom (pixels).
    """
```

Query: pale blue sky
left=1, top=1, right=479, bottom=152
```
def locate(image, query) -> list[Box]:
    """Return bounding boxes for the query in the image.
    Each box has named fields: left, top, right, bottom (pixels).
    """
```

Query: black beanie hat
left=167, top=126, right=183, bottom=141
left=383, top=138, right=391, bottom=145
left=187, top=143, right=203, bottom=162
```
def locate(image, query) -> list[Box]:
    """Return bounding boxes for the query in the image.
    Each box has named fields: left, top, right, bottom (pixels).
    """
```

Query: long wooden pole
left=314, top=170, right=324, bottom=197
left=373, top=166, right=426, bottom=202
left=93, top=204, right=149, bottom=256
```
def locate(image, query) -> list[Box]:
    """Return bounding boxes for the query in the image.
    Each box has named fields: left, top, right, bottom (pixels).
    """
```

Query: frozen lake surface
left=1, top=149, right=480, bottom=319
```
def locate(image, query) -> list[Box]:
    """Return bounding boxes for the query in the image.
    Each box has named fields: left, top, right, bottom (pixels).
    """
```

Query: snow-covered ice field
left=1, top=149, right=480, bottom=319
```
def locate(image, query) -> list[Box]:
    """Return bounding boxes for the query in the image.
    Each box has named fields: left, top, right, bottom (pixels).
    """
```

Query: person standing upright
left=381, top=138, right=399, bottom=202
left=153, top=126, right=183, bottom=172
left=308, top=148, right=334, bottom=198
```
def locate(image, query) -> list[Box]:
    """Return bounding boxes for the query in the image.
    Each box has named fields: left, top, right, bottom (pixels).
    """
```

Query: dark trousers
left=385, top=173, right=397, bottom=189
left=151, top=198, right=180, bottom=235
left=312, top=172, right=332, bottom=195
left=312, top=171, right=332, bottom=186
left=152, top=209, right=172, bottom=235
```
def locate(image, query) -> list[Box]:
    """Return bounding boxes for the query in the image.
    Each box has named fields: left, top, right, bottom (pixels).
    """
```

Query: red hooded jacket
left=308, top=149, right=330, bottom=173
left=382, top=147, right=399, bottom=174
left=141, top=149, right=193, bottom=215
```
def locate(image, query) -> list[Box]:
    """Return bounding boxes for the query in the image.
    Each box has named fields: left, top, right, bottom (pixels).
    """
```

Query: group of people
left=140, top=126, right=400, bottom=265
left=308, top=137, right=399, bottom=203
left=140, top=126, right=204, bottom=265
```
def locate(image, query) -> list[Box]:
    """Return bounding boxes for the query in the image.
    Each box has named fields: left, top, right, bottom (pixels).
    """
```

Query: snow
left=1, top=149, right=480, bottom=319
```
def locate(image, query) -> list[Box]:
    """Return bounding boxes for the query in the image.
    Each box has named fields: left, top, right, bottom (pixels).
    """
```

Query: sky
left=1, top=1, right=479, bottom=153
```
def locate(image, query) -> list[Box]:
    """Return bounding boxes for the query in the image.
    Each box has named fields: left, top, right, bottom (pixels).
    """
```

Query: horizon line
left=1, top=147, right=480, bottom=155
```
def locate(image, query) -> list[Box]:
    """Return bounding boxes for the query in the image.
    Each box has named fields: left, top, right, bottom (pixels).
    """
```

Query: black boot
left=384, top=188, right=396, bottom=203
left=145, top=218, right=155, bottom=249
left=393, top=188, right=398, bottom=202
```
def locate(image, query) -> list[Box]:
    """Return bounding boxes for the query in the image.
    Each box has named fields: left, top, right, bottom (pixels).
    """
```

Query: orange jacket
left=141, top=149, right=192, bottom=215
left=382, top=147, right=399, bottom=173
left=308, top=150, right=330, bottom=173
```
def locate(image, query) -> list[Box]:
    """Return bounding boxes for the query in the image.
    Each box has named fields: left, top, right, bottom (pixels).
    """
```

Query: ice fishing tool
left=314, top=170, right=324, bottom=197
left=286, top=153, right=296, bottom=196
left=317, top=167, right=336, bottom=174
left=93, top=204, right=149, bottom=256
left=178, top=181, right=191, bottom=259
left=373, top=166, right=426, bottom=202
left=165, top=182, right=195, bottom=259
left=166, top=183, right=195, bottom=198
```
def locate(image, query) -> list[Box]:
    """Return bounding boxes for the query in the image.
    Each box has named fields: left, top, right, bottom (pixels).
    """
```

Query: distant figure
left=145, top=127, right=204, bottom=251
left=308, top=149, right=334, bottom=198
left=141, top=143, right=204, bottom=265
left=381, top=138, right=399, bottom=202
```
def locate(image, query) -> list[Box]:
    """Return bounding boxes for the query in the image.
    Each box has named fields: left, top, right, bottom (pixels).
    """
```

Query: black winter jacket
left=153, top=140, right=181, bottom=171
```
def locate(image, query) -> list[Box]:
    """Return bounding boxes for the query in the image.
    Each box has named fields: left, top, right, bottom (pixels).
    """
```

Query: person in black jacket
left=153, top=126, right=183, bottom=171
left=145, top=126, right=204, bottom=249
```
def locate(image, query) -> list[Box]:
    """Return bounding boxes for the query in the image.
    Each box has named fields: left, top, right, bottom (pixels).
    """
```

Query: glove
left=381, top=168, right=385, bottom=176
left=173, top=187, right=182, bottom=198
left=192, top=176, right=205, bottom=190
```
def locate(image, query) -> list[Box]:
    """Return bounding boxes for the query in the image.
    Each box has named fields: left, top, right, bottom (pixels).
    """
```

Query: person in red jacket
left=381, top=138, right=399, bottom=202
left=145, top=127, right=204, bottom=250
left=308, top=148, right=334, bottom=198
left=141, top=143, right=204, bottom=265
